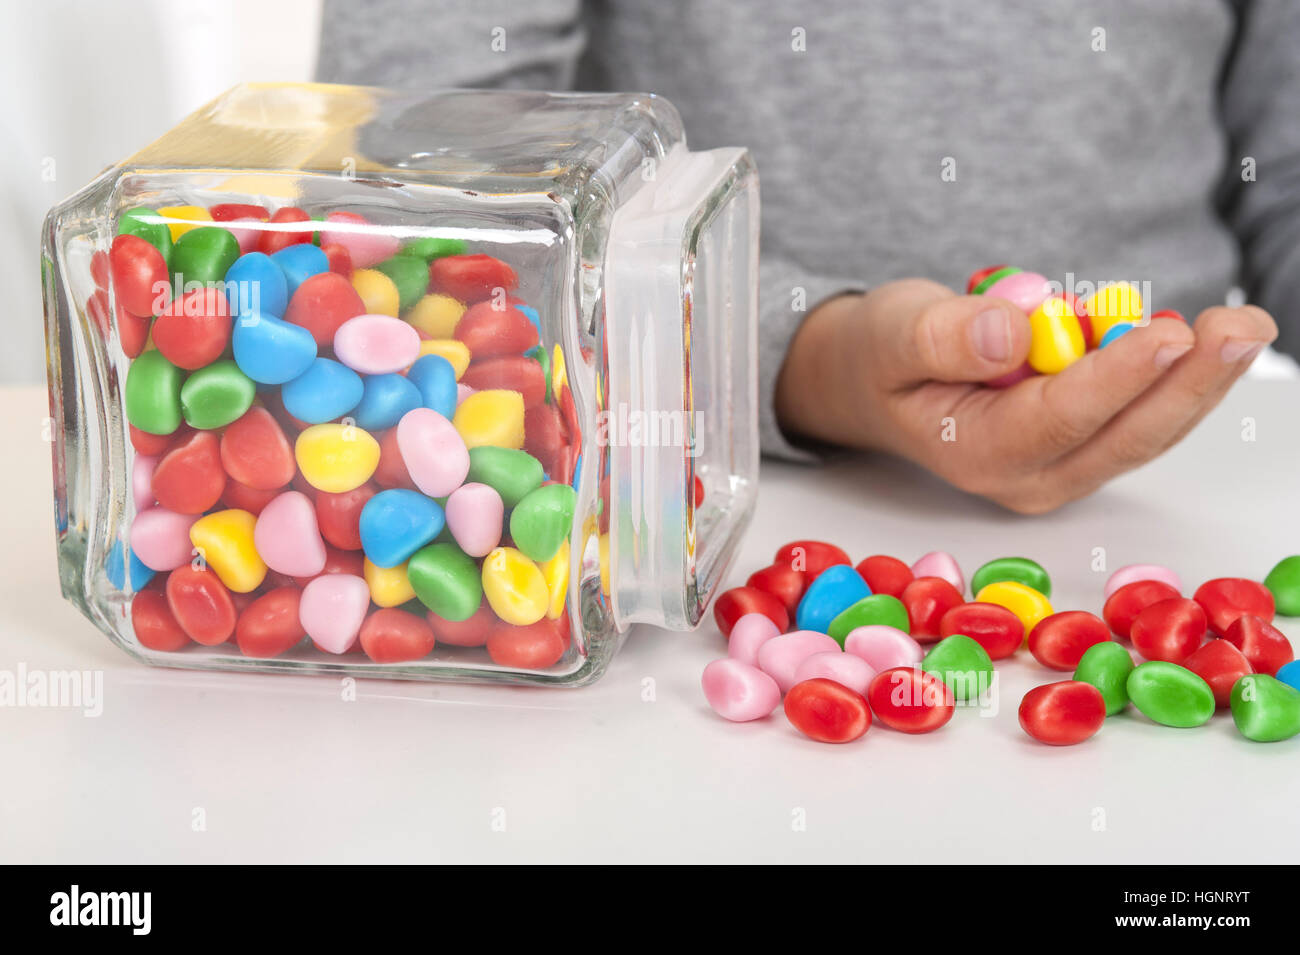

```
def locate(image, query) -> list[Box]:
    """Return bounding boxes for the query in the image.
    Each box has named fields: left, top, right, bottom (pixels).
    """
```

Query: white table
left=2, top=381, right=1297, bottom=863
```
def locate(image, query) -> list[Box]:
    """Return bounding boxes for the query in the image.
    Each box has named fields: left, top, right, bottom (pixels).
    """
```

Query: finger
left=883, top=295, right=1033, bottom=387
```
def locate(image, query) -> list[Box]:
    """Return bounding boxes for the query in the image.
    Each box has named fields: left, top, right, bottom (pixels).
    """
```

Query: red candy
left=283, top=271, right=367, bottom=346
left=1102, top=579, right=1180, bottom=639
left=522, top=402, right=568, bottom=477
left=220, top=406, right=296, bottom=490
left=1028, top=610, right=1110, bottom=670
left=713, top=586, right=790, bottom=637
left=220, top=479, right=282, bottom=515
left=360, top=608, right=437, bottom=663
left=131, top=588, right=191, bottom=652
left=314, top=483, right=376, bottom=551
left=130, top=423, right=178, bottom=456
left=373, top=427, right=418, bottom=490
left=165, top=565, right=237, bottom=646
left=784, top=678, right=872, bottom=743
left=461, top=355, right=546, bottom=405
left=151, top=430, right=227, bottom=514
left=693, top=475, right=705, bottom=508
left=1193, top=577, right=1275, bottom=638
left=151, top=287, right=232, bottom=370
left=1223, top=615, right=1294, bottom=676
left=941, top=601, right=1023, bottom=660
left=1018, top=681, right=1106, bottom=745
left=745, top=563, right=808, bottom=617
left=209, top=203, right=268, bottom=222
left=1129, top=597, right=1207, bottom=663
left=235, top=587, right=305, bottom=658
left=866, top=667, right=955, bottom=733
left=854, top=555, right=914, bottom=599
left=321, top=242, right=353, bottom=278
left=901, top=576, right=963, bottom=643
left=453, top=304, right=540, bottom=359
left=293, top=546, right=364, bottom=587
left=429, top=254, right=518, bottom=303
left=257, top=206, right=313, bottom=255
left=486, top=618, right=570, bottom=670
left=772, top=540, right=851, bottom=579
left=109, top=233, right=170, bottom=317
left=966, top=264, right=1007, bottom=293
left=427, top=599, right=497, bottom=648
left=1183, top=639, right=1253, bottom=707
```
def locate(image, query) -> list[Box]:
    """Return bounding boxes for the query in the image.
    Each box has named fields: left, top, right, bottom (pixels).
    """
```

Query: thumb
left=886, top=295, right=1033, bottom=385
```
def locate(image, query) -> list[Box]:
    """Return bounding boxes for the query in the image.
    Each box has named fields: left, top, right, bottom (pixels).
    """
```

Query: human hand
left=774, top=278, right=1277, bottom=513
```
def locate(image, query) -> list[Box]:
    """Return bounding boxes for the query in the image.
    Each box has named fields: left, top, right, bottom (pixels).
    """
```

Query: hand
left=774, top=278, right=1278, bottom=514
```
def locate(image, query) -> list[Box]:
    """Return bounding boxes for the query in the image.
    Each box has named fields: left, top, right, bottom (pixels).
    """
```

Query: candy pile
left=96, top=202, right=586, bottom=669
left=703, top=543, right=1300, bottom=745
left=966, top=266, right=1185, bottom=384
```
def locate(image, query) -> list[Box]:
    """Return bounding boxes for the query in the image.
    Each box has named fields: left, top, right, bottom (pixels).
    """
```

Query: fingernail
left=1153, top=343, right=1193, bottom=369
left=1220, top=340, right=1265, bottom=364
left=973, top=307, right=1012, bottom=362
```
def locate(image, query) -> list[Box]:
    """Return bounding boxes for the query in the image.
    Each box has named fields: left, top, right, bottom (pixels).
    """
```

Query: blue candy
left=282, top=358, right=364, bottom=423
left=232, top=310, right=317, bottom=384
left=270, top=243, right=329, bottom=299
left=1278, top=660, right=1300, bottom=694
left=405, top=354, right=458, bottom=419
left=225, top=251, right=288, bottom=318
left=795, top=564, right=871, bottom=633
left=1099, top=322, right=1137, bottom=347
left=516, top=304, right=541, bottom=334
left=359, top=489, right=446, bottom=568
left=106, top=539, right=155, bottom=592
left=353, top=373, right=422, bottom=431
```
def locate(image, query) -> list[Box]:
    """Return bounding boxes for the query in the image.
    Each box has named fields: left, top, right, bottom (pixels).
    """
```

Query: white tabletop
left=2, top=381, right=1297, bottom=864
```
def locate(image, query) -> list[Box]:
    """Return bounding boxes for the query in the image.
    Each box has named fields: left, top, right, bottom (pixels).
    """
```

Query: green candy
left=1126, top=662, right=1215, bottom=728
left=408, top=542, right=482, bottom=621
left=525, top=345, right=552, bottom=403
left=375, top=255, right=430, bottom=311
left=1263, top=555, right=1300, bottom=616
left=973, top=265, right=1021, bottom=295
left=1073, top=641, right=1135, bottom=716
left=970, top=556, right=1051, bottom=599
left=124, top=350, right=185, bottom=435
left=466, top=447, right=544, bottom=508
left=179, top=360, right=255, bottom=429
left=117, top=206, right=173, bottom=261
left=509, top=483, right=576, bottom=563
left=170, top=226, right=240, bottom=287
left=1230, top=674, right=1300, bottom=742
left=401, top=236, right=467, bottom=261
left=827, top=594, right=909, bottom=645
left=921, top=634, right=993, bottom=701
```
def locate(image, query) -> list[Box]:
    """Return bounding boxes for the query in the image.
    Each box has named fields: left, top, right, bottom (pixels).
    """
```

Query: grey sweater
left=318, top=0, right=1300, bottom=459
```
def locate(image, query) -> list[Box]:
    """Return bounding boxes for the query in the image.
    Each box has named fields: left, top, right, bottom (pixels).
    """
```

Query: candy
left=189, top=509, right=266, bottom=593
left=117, top=206, right=174, bottom=259
left=353, top=374, right=422, bottom=431
left=465, top=446, right=544, bottom=507
left=313, top=484, right=374, bottom=551
left=281, top=359, right=364, bottom=424
left=795, top=564, right=871, bottom=633
left=294, top=423, right=381, bottom=493
left=920, top=634, right=993, bottom=701
left=460, top=356, right=547, bottom=406
left=1126, top=661, right=1215, bottom=727
left=902, top=576, right=964, bottom=642
left=235, top=587, right=305, bottom=658
left=373, top=255, right=428, bottom=311
left=1222, top=615, right=1294, bottom=676
left=726, top=612, right=781, bottom=666
left=745, top=563, right=808, bottom=616
left=151, top=430, right=226, bottom=514
left=253, top=491, right=327, bottom=577
left=1103, top=563, right=1182, bottom=600
left=170, top=226, right=240, bottom=287
left=429, top=254, right=518, bottom=303
left=970, top=556, right=1050, bottom=599
left=125, top=350, right=185, bottom=435
left=333, top=313, right=421, bottom=375
left=403, top=236, right=467, bottom=261
left=179, top=360, right=256, bottom=430
left=106, top=539, right=155, bottom=591
left=939, top=601, right=1023, bottom=659
left=405, top=354, right=458, bottom=419
left=363, top=559, right=417, bottom=608
left=1230, top=674, right=1300, bottom=742
left=1028, top=610, right=1110, bottom=670
left=359, top=608, right=436, bottom=664
left=418, top=339, right=472, bottom=378
left=441, top=482, right=504, bottom=558
left=540, top=544, right=569, bottom=619
left=427, top=600, right=495, bottom=647
left=866, top=667, right=954, bottom=733
left=408, top=542, right=483, bottom=621
left=130, top=507, right=199, bottom=571
left=257, top=207, right=313, bottom=255
left=844, top=625, right=923, bottom=671
left=756, top=630, right=842, bottom=694
left=1018, top=681, right=1106, bottom=745
left=283, top=271, right=366, bottom=346
left=1277, top=659, right=1300, bottom=693
left=481, top=546, right=548, bottom=626
left=1193, top=577, right=1275, bottom=637
left=270, top=243, right=328, bottom=299
left=1072, top=641, right=1135, bottom=715
left=358, top=489, right=446, bottom=568
left=793, top=650, right=876, bottom=696
left=1129, top=597, right=1207, bottom=663
left=910, top=551, right=964, bottom=593
left=827, top=594, right=909, bottom=645
left=224, top=249, right=287, bottom=317
left=219, top=407, right=295, bottom=491
left=454, top=303, right=540, bottom=358
left=318, top=212, right=402, bottom=269
left=1183, top=639, right=1253, bottom=707
left=784, top=679, right=871, bottom=743
left=165, top=564, right=236, bottom=645
left=406, top=293, right=466, bottom=339
left=509, top=483, right=576, bottom=563
left=110, top=233, right=170, bottom=317
left=158, top=205, right=212, bottom=241
left=1262, top=555, right=1300, bottom=616
left=971, top=266, right=1020, bottom=295
left=486, top=618, right=569, bottom=670
left=132, top=453, right=158, bottom=511
left=853, top=555, right=912, bottom=599
left=395, top=407, right=470, bottom=497
left=350, top=269, right=400, bottom=317
left=152, top=287, right=232, bottom=370
left=982, top=270, right=1052, bottom=314
left=1102, top=579, right=1180, bottom=638
left=1098, top=323, right=1136, bottom=347
left=453, top=389, right=526, bottom=449
left=773, top=540, right=851, bottom=579
left=298, top=573, right=371, bottom=653
left=232, top=311, right=317, bottom=384
left=131, top=588, right=190, bottom=652
left=701, top=659, right=782, bottom=722
left=1026, top=295, right=1086, bottom=374
left=1082, top=283, right=1143, bottom=347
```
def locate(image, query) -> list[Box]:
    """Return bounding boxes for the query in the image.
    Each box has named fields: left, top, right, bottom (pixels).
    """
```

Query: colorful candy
left=179, top=360, right=256, bottom=430
left=756, top=630, right=841, bottom=694
left=866, top=667, right=954, bottom=733
left=853, top=555, right=912, bottom=599
left=939, top=602, right=1023, bottom=660
left=745, top=563, right=808, bottom=616
left=358, top=489, right=445, bottom=568
left=294, top=423, right=381, bottom=493
left=844, top=625, right=924, bottom=671
left=714, top=586, right=789, bottom=636
left=235, top=587, right=305, bottom=658
left=406, top=542, right=482, bottom=622
left=793, top=651, right=876, bottom=696
left=1026, top=295, right=1086, bottom=374
left=969, top=556, right=1050, bottom=599
left=826, top=594, right=909, bottom=645
left=920, top=634, right=993, bottom=701
left=726, top=613, right=782, bottom=666
left=773, top=540, right=850, bottom=579
left=701, top=659, right=782, bottom=722
left=1193, top=578, right=1275, bottom=638
left=1081, top=283, right=1143, bottom=347
left=1027, top=610, right=1110, bottom=670
left=1183, top=639, right=1253, bottom=708
left=165, top=564, right=236, bottom=645
left=1018, top=681, right=1106, bottom=745
left=901, top=576, right=964, bottom=642
left=910, top=551, right=963, bottom=594
left=189, top=509, right=266, bottom=593
left=1229, top=675, right=1300, bottom=742
left=1129, top=598, right=1207, bottom=664
left=795, top=564, right=872, bottom=633
left=783, top=678, right=871, bottom=743
left=975, top=580, right=1053, bottom=631
left=1263, top=556, right=1300, bottom=616
left=299, top=573, right=371, bottom=653
left=1222, top=615, right=1294, bottom=676
left=1072, top=641, right=1135, bottom=715
left=1103, top=563, right=1182, bottom=601
left=1126, top=661, right=1215, bottom=728
left=1102, top=579, right=1180, bottom=638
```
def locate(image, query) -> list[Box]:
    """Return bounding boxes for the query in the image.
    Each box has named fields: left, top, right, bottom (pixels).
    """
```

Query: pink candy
left=756, top=630, right=841, bottom=694
left=727, top=612, right=781, bottom=666
left=130, top=507, right=199, bottom=571
left=132, top=454, right=159, bottom=511
left=445, top=482, right=504, bottom=558
left=1104, top=563, right=1183, bottom=600
left=844, top=625, right=924, bottom=671
left=299, top=574, right=371, bottom=654
left=701, top=659, right=782, bottom=722
left=396, top=408, right=470, bottom=497
left=318, top=212, right=402, bottom=269
left=982, top=270, right=1053, bottom=314
left=793, top=651, right=876, bottom=695
left=254, top=491, right=326, bottom=577
left=911, top=550, right=964, bottom=594
left=333, top=314, right=421, bottom=375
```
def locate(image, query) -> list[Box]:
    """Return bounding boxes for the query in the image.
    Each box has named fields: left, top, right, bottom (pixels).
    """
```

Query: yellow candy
left=453, top=389, right=525, bottom=449
left=364, top=558, right=417, bottom=608
left=295, top=423, right=381, bottom=493
left=540, top=544, right=570, bottom=620
left=351, top=268, right=400, bottom=317
left=1083, top=283, right=1144, bottom=347
left=481, top=547, right=548, bottom=625
left=189, top=509, right=266, bottom=593
left=157, top=205, right=212, bottom=240
left=976, top=580, right=1054, bottom=633
left=406, top=294, right=466, bottom=339
left=551, top=343, right=568, bottom=395
left=1027, top=296, right=1086, bottom=375
left=598, top=533, right=610, bottom=597
left=416, top=339, right=470, bottom=379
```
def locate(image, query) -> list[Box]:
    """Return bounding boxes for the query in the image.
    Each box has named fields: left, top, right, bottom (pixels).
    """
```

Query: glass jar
left=42, top=83, right=759, bottom=686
